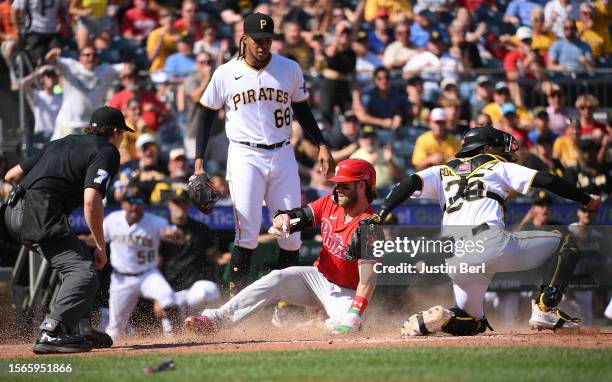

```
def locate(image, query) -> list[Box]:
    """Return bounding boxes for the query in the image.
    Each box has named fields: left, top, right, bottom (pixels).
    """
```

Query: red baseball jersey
left=308, top=195, right=373, bottom=290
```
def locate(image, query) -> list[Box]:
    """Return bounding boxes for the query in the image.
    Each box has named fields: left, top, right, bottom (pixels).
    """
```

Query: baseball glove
left=188, top=174, right=222, bottom=214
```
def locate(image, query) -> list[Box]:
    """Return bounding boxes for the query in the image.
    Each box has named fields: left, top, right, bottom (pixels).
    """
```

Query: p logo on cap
left=260, top=20, right=267, bottom=30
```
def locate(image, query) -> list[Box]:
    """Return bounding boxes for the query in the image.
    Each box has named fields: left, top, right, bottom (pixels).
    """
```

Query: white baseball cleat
left=604, top=298, right=612, bottom=320
left=401, top=306, right=454, bottom=338
left=528, top=299, right=581, bottom=330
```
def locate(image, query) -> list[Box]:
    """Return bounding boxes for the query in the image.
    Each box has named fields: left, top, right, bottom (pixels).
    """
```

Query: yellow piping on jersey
left=201, top=102, right=222, bottom=111
left=441, top=155, right=504, bottom=181
left=525, top=171, right=538, bottom=193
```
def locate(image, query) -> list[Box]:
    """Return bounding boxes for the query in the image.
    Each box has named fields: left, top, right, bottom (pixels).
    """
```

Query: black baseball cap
left=90, top=106, right=134, bottom=132
left=244, top=12, right=275, bottom=39
left=533, top=191, right=552, bottom=206
left=360, top=125, right=377, bottom=139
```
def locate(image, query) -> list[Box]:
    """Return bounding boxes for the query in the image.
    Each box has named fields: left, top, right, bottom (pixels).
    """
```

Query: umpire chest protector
left=442, top=154, right=507, bottom=213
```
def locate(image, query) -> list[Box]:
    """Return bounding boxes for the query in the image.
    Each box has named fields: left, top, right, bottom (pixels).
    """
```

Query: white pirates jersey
left=103, top=211, right=171, bottom=274
left=200, top=54, right=309, bottom=145
left=413, top=154, right=537, bottom=227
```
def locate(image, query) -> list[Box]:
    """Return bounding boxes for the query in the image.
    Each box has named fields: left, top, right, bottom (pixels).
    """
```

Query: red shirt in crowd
left=308, top=194, right=373, bottom=290
left=107, top=90, right=165, bottom=130
left=457, top=0, right=494, bottom=12
left=581, top=120, right=607, bottom=140
left=121, top=8, right=159, bottom=40
left=503, top=49, right=544, bottom=80
left=0, top=1, right=16, bottom=40
left=174, top=18, right=203, bottom=40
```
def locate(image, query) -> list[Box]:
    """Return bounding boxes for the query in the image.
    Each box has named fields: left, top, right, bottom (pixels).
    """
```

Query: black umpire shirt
left=19, top=135, right=120, bottom=213
left=160, top=218, right=217, bottom=292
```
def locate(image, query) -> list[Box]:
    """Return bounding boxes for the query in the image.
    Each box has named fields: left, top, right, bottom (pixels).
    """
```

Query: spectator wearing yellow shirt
left=412, top=108, right=460, bottom=170
left=350, top=125, right=405, bottom=189
left=553, top=119, right=582, bottom=168
left=147, top=8, right=180, bottom=73
left=529, top=7, right=556, bottom=54
left=482, top=82, right=532, bottom=126
left=364, top=0, right=412, bottom=23
left=119, top=98, right=155, bottom=164
left=577, top=3, right=611, bottom=60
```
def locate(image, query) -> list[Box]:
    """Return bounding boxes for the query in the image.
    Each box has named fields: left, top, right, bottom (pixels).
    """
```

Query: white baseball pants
left=106, top=268, right=176, bottom=339
left=203, top=266, right=355, bottom=329
left=226, top=142, right=302, bottom=251
left=447, top=228, right=562, bottom=318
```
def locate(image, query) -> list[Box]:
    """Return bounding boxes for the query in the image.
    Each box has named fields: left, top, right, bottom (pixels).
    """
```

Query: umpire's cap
left=244, top=13, right=275, bottom=39
left=90, top=106, right=134, bottom=133
left=456, top=127, right=518, bottom=159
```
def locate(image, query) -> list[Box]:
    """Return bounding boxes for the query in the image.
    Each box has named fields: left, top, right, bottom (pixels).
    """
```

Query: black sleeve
left=195, top=105, right=219, bottom=160
left=379, top=174, right=424, bottom=218
left=19, top=151, right=44, bottom=174
left=292, top=102, right=326, bottom=146
left=531, top=171, right=591, bottom=205
left=84, top=146, right=120, bottom=195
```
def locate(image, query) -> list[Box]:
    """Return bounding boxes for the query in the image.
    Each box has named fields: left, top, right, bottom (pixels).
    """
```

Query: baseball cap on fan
left=244, top=13, right=275, bottom=39
left=90, top=106, right=134, bottom=133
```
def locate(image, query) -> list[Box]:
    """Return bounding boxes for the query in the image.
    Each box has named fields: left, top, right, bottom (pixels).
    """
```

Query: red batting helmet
left=327, top=158, right=376, bottom=190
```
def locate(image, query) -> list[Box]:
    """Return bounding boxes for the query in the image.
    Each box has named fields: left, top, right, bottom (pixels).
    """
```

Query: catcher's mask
left=456, top=126, right=519, bottom=161
left=327, top=158, right=377, bottom=203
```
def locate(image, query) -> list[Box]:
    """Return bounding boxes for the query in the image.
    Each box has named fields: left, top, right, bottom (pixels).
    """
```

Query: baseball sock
left=230, top=246, right=254, bottom=295
left=276, top=248, right=299, bottom=269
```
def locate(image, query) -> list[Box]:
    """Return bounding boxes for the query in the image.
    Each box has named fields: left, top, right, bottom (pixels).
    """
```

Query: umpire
left=2, top=106, right=132, bottom=354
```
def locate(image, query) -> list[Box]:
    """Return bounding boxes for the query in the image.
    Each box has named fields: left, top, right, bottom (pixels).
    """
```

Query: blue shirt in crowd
left=163, top=53, right=196, bottom=79
left=361, top=86, right=410, bottom=121
left=410, top=23, right=447, bottom=49
left=548, top=39, right=592, bottom=70
left=504, top=0, right=548, bottom=27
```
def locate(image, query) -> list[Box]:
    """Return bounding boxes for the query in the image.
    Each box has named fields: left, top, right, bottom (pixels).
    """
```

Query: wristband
left=348, top=295, right=368, bottom=316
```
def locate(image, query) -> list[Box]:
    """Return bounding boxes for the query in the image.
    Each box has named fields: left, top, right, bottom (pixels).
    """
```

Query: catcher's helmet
left=456, top=127, right=518, bottom=159
left=327, top=158, right=376, bottom=189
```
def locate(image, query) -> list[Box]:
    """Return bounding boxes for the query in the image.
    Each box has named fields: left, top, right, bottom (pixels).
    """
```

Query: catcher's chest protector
left=443, top=154, right=506, bottom=213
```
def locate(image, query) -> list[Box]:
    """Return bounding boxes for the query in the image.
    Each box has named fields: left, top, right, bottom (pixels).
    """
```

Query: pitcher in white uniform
left=192, top=13, right=334, bottom=293
left=365, top=127, right=601, bottom=336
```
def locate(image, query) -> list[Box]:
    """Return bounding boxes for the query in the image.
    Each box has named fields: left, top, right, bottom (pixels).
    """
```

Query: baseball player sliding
left=185, top=159, right=377, bottom=334
left=191, top=12, right=334, bottom=293
left=365, top=127, right=601, bottom=336
left=103, top=190, right=186, bottom=339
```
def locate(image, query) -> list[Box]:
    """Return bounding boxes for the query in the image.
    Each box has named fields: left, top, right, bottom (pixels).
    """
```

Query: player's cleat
left=84, top=329, right=113, bottom=348
left=184, top=315, right=216, bottom=334
left=528, top=299, right=581, bottom=330
left=604, top=299, right=612, bottom=320
left=33, top=325, right=92, bottom=354
left=401, top=306, right=454, bottom=337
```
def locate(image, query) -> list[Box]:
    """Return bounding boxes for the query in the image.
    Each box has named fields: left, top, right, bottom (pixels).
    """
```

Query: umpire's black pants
left=4, top=192, right=99, bottom=331
left=38, top=234, right=99, bottom=331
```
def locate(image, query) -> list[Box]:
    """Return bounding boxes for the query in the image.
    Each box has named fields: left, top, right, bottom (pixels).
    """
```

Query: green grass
left=2, top=346, right=612, bottom=382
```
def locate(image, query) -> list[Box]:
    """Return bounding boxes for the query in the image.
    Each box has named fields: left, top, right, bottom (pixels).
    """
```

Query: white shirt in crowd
left=52, top=58, right=122, bottom=139
left=29, top=90, right=62, bottom=137
left=12, top=0, right=68, bottom=34
left=545, top=0, right=581, bottom=38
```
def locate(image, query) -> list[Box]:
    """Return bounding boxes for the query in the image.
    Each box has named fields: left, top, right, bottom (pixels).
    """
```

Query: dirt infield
left=2, top=326, right=611, bottom=359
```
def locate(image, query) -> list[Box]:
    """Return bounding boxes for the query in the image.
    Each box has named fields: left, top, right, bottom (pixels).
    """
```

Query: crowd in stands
left=0, top=0, right=610, bottom=207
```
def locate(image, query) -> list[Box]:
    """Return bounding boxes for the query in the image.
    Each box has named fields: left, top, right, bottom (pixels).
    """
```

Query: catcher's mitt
left=188, top=174, right=222, bottom=214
